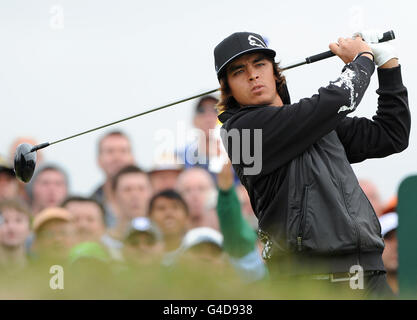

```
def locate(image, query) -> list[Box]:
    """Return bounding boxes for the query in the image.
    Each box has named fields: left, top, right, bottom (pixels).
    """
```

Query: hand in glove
left=353, top=30, right=398, bottom=67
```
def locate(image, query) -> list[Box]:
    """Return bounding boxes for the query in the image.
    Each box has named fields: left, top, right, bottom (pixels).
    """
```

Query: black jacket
left=219, top=56, right=410, bottom=274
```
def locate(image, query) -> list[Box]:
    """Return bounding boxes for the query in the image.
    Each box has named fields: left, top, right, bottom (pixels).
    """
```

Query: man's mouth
left=251, top=85, right=264, bottom=93
left=163, top=218, right=177, bottom=229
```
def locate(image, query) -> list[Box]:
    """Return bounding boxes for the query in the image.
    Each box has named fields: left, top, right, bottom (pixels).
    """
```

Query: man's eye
left=233, top=70, right=243, bottom=76
left=256, top=63, right=265, bottom=67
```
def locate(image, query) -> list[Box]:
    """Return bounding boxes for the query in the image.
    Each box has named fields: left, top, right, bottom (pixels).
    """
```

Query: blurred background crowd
left=0, top=95, right=403, bottom=297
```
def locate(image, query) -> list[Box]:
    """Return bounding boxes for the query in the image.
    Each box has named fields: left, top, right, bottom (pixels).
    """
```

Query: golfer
left=214, top=30, right=410, bottom=297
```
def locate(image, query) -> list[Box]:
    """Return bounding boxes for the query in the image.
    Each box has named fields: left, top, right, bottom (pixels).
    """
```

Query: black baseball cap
left=0, top=155, right=15, bottom=177
left=214, top=32, right=276, bottom=80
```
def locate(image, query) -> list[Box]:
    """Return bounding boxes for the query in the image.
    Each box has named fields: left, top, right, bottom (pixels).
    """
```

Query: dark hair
left=195, top=95, right=219, bottom=114
left=98, top=130, right=131, bottom=155
left=0, top=167, right=15, bottom=177
left=112, top=165, right=148, bottom=191
left=216, top=53, right=287, bottom=112
left=32, top=164, right=69, bottom=186
left=148, top=189, right=188, bottom=216
left=61, top=196, right=105, bottom=222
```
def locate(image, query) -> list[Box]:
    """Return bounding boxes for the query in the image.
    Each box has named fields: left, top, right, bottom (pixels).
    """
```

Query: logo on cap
left=248, top=35, right=267, bottom=48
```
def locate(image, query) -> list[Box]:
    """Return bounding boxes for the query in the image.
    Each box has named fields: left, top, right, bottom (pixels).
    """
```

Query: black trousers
left=267, top=270, right=395, bottom=299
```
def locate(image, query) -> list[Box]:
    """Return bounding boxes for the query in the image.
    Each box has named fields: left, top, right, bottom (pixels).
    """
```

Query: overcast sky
left=1, top=0, right=416, bottom=203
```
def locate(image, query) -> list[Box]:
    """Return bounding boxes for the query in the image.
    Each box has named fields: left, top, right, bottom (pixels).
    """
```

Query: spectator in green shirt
left=216, top=161, right=267, bottom=282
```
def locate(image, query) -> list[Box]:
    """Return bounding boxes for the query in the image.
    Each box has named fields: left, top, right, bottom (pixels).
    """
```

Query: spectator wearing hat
left=178, top=227, right=225, bottom=266
left=91, top=130, right=136, bottom=228
left=177, top=224, right=266, bottom=283
left=148, top=189, right=190, bottom=266
left=149, top=152, right=184, bottom=194
left=29, top=164, right=69, bottom=216
left=216, top=161, right=267, bottom=282
left=379, top=212, right=398, bottom=294
left=0, top=200, right=31, bottom=273
left=381, top=196, right=397, bottom=216
left=123, top=217, right=164, bottom=266
left=32, top=207, right=75, bottom=262
left=176, top=167, right=219, bottom=230
left=68, top=241, right=113, bottom=278
left=0, top=155, right=19, bottom=201
left=66, top=241, right=119, bottom=290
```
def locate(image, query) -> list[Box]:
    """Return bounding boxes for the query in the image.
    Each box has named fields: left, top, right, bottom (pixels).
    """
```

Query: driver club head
left=14, top=143, right=37, bottom=183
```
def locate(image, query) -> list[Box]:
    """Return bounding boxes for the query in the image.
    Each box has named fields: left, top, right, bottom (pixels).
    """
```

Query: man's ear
left=220, top=77, right=234, bottom=100
left=273, top=68, right=278, bottom=82
left=278, top=83, right=291, bottom=105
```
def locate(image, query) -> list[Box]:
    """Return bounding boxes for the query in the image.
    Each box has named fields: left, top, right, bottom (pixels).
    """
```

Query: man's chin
left=77, top=234, right=94, bottom=243
left=243, top=99, right=274, bottom=107
left=128, top=210, right=145, bottom=219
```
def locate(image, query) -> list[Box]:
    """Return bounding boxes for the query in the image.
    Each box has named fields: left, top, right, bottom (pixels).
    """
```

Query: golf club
left=14, top=30, right=396, bottom=183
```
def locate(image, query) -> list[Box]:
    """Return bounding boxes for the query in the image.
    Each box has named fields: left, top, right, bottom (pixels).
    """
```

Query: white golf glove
left=353, top=29, right=398, bottom=67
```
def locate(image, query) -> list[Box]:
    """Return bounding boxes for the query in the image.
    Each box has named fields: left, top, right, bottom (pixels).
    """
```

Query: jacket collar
left=218, top=105, right=264, bottom=124
left=218, top=106, right=240, bottom=123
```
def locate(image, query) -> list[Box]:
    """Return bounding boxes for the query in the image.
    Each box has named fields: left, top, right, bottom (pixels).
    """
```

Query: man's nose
left=79, top=221, right=89, bottom=230
left=248, top=66, right=259, bottom=81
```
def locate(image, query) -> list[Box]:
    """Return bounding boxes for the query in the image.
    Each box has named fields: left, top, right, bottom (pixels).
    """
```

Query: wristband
left=354, top=51, right=375, bottom=62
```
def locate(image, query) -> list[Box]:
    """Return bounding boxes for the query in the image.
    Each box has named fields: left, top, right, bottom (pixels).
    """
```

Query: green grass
left=0, top=259, right=381, bottom=300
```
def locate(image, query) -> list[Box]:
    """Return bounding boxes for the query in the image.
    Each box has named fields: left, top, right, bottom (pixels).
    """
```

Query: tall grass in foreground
left=0, top=258, right=376, bottom=299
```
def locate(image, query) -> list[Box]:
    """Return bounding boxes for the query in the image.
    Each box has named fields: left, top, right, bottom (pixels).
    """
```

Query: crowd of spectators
left=0, top=95, right=403, bottom=296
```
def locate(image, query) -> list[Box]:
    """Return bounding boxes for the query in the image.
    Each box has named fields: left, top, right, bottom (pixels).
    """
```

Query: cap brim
left=379, top=212, right=398, bottom=237
left=125, top=229, right=157, bottom=242
left=217, top=48, right=276, bottom=79
left=149, top=166, right=183, bottom=174
left=0, top=167, right=15, bottom=177
left=33, top=208, right=71, bottom=232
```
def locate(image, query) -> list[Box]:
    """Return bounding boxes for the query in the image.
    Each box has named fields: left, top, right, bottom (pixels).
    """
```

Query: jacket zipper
left=340, top=182, right=361, bottom=260
left=297, top=185, right=309, bottom=252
